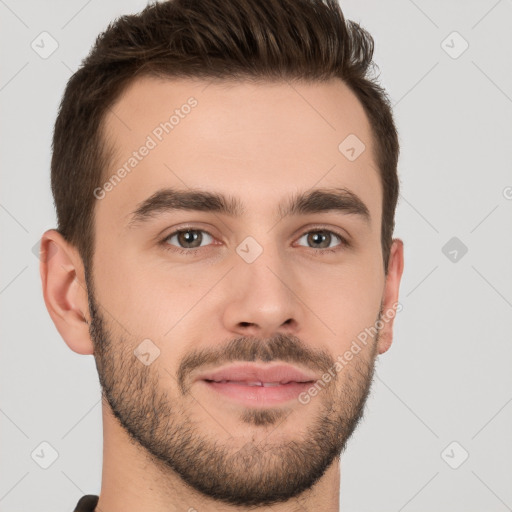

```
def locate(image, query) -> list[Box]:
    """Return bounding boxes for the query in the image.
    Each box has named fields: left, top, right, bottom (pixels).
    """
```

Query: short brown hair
left=51, top=0, right=399, bottom=275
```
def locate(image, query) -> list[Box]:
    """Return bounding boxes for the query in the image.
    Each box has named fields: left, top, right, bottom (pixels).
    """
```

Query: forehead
left=99, top=76, right=381, bottom=226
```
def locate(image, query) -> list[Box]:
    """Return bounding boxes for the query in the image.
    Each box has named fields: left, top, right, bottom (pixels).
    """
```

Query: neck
left=96, top=404, right=341, bottom=512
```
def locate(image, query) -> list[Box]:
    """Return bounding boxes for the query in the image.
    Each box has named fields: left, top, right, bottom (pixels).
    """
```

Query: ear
left=376, top=238, right=404, bottom=355
left=39, top=229, right=94, bottom=355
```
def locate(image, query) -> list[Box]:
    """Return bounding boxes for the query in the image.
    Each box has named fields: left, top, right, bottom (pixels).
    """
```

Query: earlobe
left=39, top=229, right=94, bottom=355
left=377, top=238, right=404, bottom=355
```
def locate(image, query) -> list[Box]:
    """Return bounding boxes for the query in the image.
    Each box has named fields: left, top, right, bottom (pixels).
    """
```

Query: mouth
left=204, top=380, right=307, bottom=386
left=195, top=363, right=317, bottom=406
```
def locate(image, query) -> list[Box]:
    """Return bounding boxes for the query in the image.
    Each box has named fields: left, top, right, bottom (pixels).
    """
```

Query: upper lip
left=195, top=363, right=318, bottom=384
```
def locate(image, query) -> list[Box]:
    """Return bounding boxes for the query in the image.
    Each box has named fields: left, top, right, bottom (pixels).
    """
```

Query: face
left=84, top=76, right=399, bottom=506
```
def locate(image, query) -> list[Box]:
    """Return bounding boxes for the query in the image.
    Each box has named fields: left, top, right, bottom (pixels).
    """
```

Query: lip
left=194, top=363, right=317, bottom=407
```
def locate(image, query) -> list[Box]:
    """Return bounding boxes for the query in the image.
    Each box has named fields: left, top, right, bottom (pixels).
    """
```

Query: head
left=41, top=0, right=404, bottom=507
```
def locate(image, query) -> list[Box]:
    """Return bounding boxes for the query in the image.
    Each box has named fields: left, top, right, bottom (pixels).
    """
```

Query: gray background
left=1, top=1, right=511, bottom=511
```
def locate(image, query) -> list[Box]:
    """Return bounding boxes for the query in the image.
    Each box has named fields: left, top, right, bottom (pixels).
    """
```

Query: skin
left=40, top=76, right=404, bottom=512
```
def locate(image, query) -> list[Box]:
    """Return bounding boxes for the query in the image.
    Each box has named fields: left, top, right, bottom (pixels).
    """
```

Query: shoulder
left=73, top=494, right=99, bottom=512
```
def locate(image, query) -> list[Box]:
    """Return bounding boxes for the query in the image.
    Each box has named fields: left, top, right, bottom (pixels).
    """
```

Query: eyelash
left=159, top=226, right=350, bottom=256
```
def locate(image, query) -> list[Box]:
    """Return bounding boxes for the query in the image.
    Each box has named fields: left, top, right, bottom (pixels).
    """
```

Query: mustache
left=177, top=332, right=335, bottom=394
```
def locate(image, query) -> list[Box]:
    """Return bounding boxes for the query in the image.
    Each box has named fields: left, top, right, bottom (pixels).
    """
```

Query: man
left=40, top=0, right=404, bottom=510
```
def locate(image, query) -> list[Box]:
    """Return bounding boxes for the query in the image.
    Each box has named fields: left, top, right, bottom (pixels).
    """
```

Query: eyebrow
left=126, top=186, right=371, bottom=228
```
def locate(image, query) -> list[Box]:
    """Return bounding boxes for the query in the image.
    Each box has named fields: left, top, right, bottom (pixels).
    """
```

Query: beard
left=86, top=272, right=380, bottom=507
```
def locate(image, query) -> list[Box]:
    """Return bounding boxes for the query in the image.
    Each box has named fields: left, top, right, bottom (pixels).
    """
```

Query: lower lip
left=199, top=380, right=312, bottom=406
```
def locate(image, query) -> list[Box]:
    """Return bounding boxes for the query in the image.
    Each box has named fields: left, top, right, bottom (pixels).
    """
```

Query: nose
left=221, top=246, right=304, bottom=339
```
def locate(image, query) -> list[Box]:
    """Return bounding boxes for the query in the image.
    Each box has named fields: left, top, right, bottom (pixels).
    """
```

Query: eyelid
left=293, top=223, right=350, bottom=242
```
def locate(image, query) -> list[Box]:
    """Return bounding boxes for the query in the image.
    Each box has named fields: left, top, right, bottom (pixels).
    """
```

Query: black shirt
left=73, top=495, right=99, bottom=512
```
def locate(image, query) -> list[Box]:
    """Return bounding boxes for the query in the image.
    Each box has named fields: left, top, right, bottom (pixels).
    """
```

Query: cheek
left=92, top=240, right=224, bottom=339
left=303, top=256, right=383, bottom=351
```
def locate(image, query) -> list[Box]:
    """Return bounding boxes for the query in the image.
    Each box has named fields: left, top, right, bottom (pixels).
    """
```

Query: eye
left=163, top=228, right=215, bottom=252
left=295, top=229, right=348, bottom=252
left=159, top=226, right=349, bottom=257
